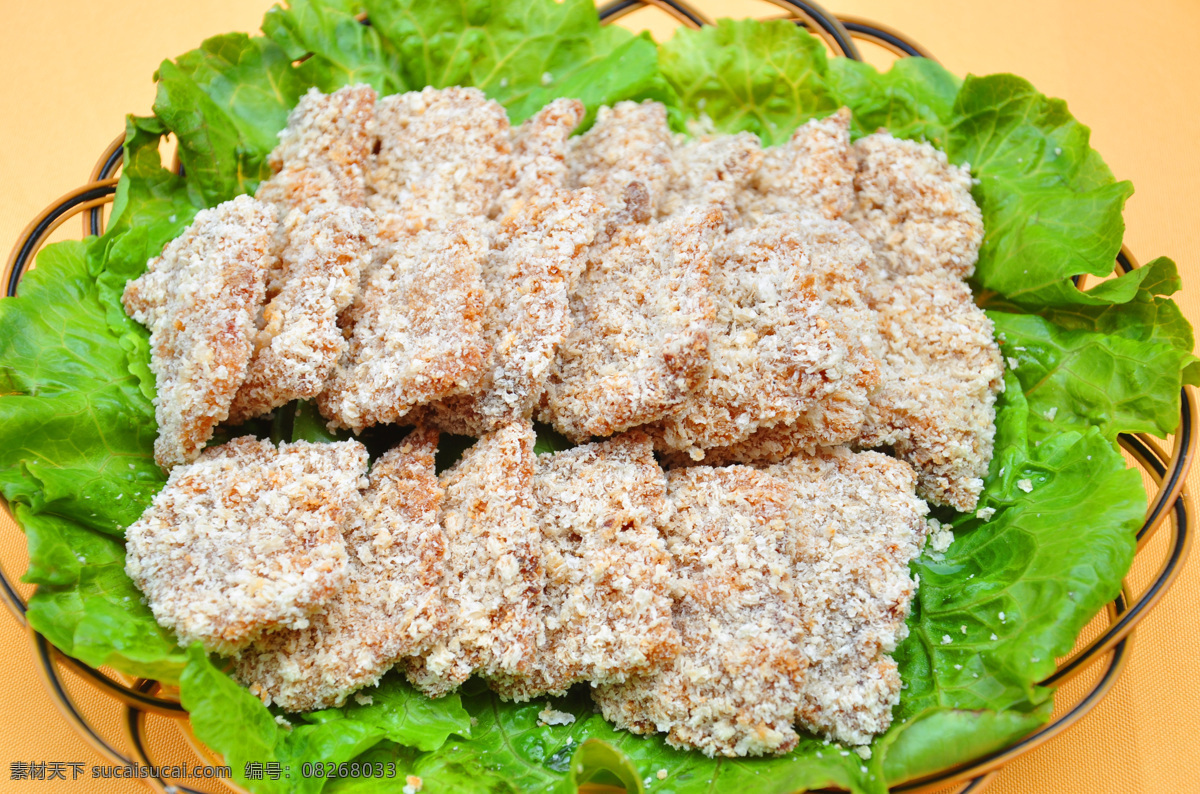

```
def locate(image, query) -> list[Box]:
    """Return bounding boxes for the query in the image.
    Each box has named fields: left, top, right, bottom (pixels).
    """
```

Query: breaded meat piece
left=228, top=205, right=375, bottom=423
left=255, top=84, right=376, bottom=213
left=594, top=464, right=810, bottom=757
left=122, top=195, right=276, bottom=469
left=768, top=448, right=928, bottom=746
left=494, top=98, right=586, bottom=214
left=569, top=100, right=676, bottom=214
left=317, top=221, right=491, bottom=433
left=124, top=437, right=367, bottom=655
left=368, top=87, right=511, bottom=239
left=654, top=212, right=879, bottom=460
left=859, top=271, right=1003, bottom=511
left=741, top=107, right=856, bottom=223
left=490, top=432, right=678, bottom=700
left=422, top=190, right=602, bottom=436
left=405, top=422, right=542, bottom=697
left=662, top=132, right=763, bottom=226
left=848, top=131, right=983, bottom=278
left=542, top=204, right=721, bottom=441
left=233, top=429, right=445, bottom=711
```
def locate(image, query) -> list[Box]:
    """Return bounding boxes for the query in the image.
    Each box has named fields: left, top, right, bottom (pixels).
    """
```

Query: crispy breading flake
left=594, top=464, right=810, bottom=757
left=596, top=447, right=928, bottom=755
left=569, top=101, right=676, bottom=214
left=124, top=437, right=368, bottom=655
left=317, top=221, right=491, bottom=433
left=663, top=132, right=762, bottom=226
left=122, top=195, right=276, bottom=469
left=542, top=205, right=721, bottom=441
left=422, top=190, right=602, bottom=436
left=228, top=204, right=375, bottom=423
left=742, top=107, right=856, bottom=222
left=495, top=98, right=586, bottom=214
left=255, top=84, right=377, bottom=213
left=490, top=432, right=678, bottom=700
left=768, top=448, right=928, bottom=746
left=233, top=429, right=445, bottom=711
left=368, top=87, right=511, bottom=239
left=654, top=212, right=879, bottom=460
left=405, top=422, right=542, bottom=696
left=859, top=272, right=1003, bottom=511
left=848, top=131, right=983, bottom=278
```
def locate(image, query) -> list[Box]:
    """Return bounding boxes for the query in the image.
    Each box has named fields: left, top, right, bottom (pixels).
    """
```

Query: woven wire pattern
left=0, top=3, right=1193, bottom=792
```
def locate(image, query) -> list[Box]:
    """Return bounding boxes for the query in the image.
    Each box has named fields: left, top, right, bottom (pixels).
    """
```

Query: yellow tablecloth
left=1, top=1, right=1197, bottom=791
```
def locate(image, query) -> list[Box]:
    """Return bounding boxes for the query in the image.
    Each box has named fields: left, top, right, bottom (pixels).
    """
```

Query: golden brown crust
left=405, top=421, right=541, bottom=697
left=653, top=212, right=880, bottom=460
left=742, top=107, right=857, bottom=222
left=568, top=100, right=676, bottom=214
left=122, top=195, right=276, bottom=469
left=368, top=87, right=511, bottom=239
left=124, top=437, right=368, bottom=655
left=489, top=431, right=678, bottom=700
left=663, top=132, right=763, bottom=227
left=228, top=204, right=375, bottom=423
left=421, top=190, right=603, bottom=436
left=317, top=221, right=492, bottom=433
left=232, top=429, right=445, bottom=711
left=542, top=205, right=722, bottom=441
left=255, top=84, right=377, bottom=213
left=495, top=98, right=586, bottom=215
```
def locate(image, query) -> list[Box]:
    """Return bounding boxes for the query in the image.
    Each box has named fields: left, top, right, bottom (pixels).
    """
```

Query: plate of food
left=0, top=1, right=1195, bottom=793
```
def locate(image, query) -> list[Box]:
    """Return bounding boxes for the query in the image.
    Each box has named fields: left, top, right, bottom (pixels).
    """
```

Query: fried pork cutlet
left=742, top=107, right=856, bottom=223
left=490, top=432, right=678, bottom=701
left=494, top=98, right=586, bottom=214
left=595, top=447, right=928, bottom=756
left=859, top=272, right=1003, bottom=511
left=124, top=437, right=367, bottom=655
left=654, top=212, right=879, bottom=461
left=255, top=84, right=377, bottom=213
left=769, top=448, right=928, bottom=746
left=228, top=205, right=375, bottom=423
left=317, top=221, right=491, bottom=433
left=593, top=464, right=811, bottom=757
left=368, top=87, right=511, bottom=239
left=421, top=189, right=602, bottom=436
left=542, top=203, right=721, bottom=441
left=568, top=100, right=676, bottom=214
left=662, top=132, right=763, bottom=227
left=848, top=131, right=983, bottom=278
left=405, top=422, right=542, bottom=697
left=234, top=429, right=445, bottom=711
left=122, top=195, right=276, bottom=469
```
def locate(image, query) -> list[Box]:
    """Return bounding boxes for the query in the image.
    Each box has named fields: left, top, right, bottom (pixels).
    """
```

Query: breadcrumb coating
left=742, top=107, right=856, bottom=222
left=495, top=98, right=586, bottom=214
left=124, top=437, right=367, bottom=655
left=594, top=464, right=810, bottom=757
left=848, top=131, right=983, bottom=278
left=422, top=190, right=602, bottom=436
left=405, top=422, right=542, bottom=696
left=654, top=212, right=879, bottom=460
left=768, top=448, right=928, bottom=746
left=233, top=429, right=445, bottom=711
left=490, top=432, right=678, bottom=700
left=663, top=132, right=763, bottom=226
left=122, top=195, right=276, bottom=469
left=255, top=84, right=376, bottom=213
left=858, top=271, right=1003, bottom=511
left=317, top=221, right=491, bottom=433
left=228, top=205, right=375, bottom=423
left=569, top=101, right=676, bottom=214
left=368, top=87, right=511, bottom=239
left=542, top=204, right=721, bottom=441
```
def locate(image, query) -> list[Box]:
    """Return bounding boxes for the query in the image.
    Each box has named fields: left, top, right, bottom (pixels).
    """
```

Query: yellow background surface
left=1, top=1, right=1198, bottom=792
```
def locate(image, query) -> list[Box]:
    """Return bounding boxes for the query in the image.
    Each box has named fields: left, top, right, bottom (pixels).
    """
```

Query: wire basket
left=0, top=2, right=1194, bottom=792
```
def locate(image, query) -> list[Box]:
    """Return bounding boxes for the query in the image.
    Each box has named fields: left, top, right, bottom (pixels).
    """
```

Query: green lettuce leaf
left=827, top=56, right=960, bottom=145
left=363, top=0, right=675, bottom=126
